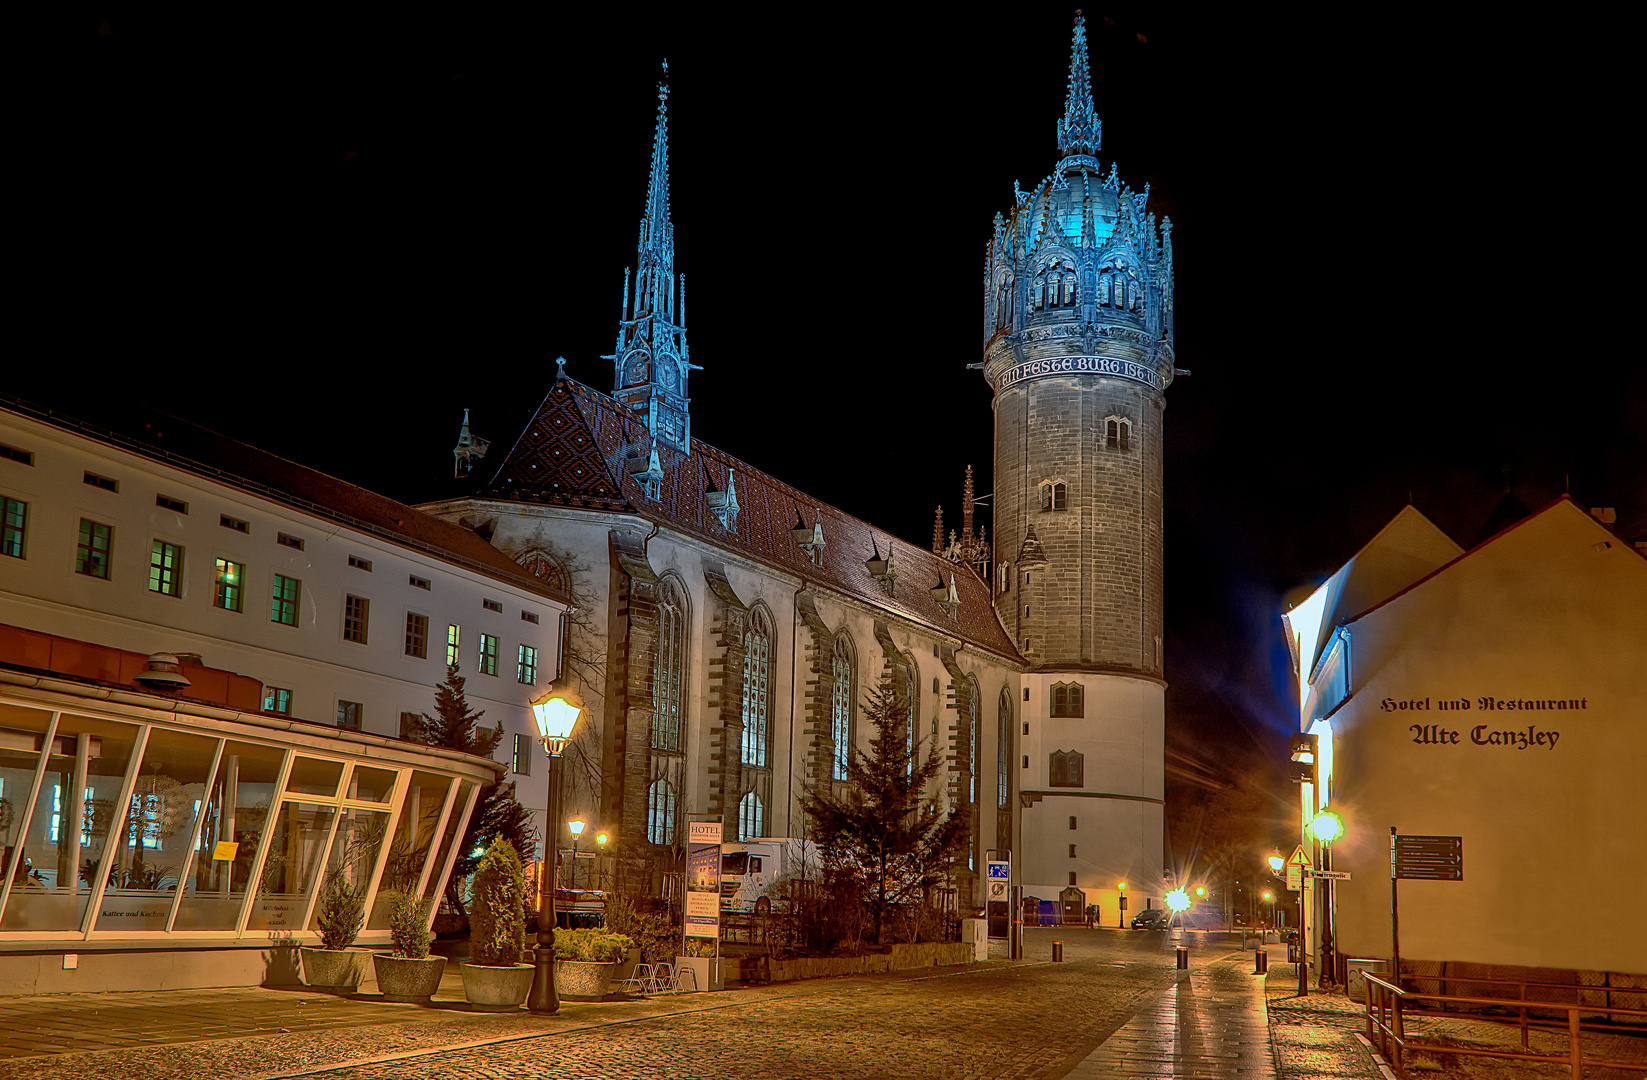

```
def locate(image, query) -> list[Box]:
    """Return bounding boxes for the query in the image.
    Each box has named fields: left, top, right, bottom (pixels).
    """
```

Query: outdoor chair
left=618, top=963, right=653, bottom=994
left=643, top=962, right=674, bottom=994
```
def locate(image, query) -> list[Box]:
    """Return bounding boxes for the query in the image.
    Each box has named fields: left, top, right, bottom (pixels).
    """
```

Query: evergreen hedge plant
left=388, top=892, right=434, bottom=960
left=469, top=839, right=527, bottom=966
left=315, top=873, right=366, bottom=951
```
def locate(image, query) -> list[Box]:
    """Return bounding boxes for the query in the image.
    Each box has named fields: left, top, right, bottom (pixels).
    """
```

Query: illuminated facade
left=423, top=18, right=1174, bottom=916
left=1283, top=499, right=1647, bottom=983
left=979, top=13, right=1172, bottom=914
left=0, top=398, right=568, bottom=993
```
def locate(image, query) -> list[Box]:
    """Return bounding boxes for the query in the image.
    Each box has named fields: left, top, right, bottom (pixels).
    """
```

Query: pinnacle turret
left=1057, top=12, right=1101, bottom=160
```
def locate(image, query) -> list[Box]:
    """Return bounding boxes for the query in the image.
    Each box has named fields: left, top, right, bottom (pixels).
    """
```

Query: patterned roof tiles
left=480, top=378, right=1022, bottom=661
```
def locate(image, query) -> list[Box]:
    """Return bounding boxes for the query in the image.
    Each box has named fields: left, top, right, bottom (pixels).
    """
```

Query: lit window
left=512, top=733, right=532, bottom=775
left=737, top=791, right=764, bottom=842
left=2, top=496, right=27, bottom=558
left=517, top=644, right=538, bottom=685
left=337, top=700, right=363, bottom=730
left=478, top=633, right=499, bottom=676
left=344, top=594, right=370, bottom=644
left=264, top=687, right=293, bottom=715
left=646, top=778, right=676, bottom=846
left=50, top=784, right=93, bottom=844
left=1050, top=682, right=1084, bottom=718
left=148, top=540, right=183, bottom=597
left=271, top=574, right=300, bottom=625
left=76, top=519, right=113, bottom=578
left=214, top=559, right=244, bottom=611
left=446, top=624, right=460, bottom=665
left=741, top=610, right=771, bottom=767
left=652, top=580, right=686, bottom=752
left=1049, top=749, right=1084, bottom=787
left=831, top=639, right=853, bottom=781
left=405, top=613, right=429, bottom=658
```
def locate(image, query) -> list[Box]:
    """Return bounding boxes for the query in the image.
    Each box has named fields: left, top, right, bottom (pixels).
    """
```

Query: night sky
left=35, top=9, right=1646, bottom=844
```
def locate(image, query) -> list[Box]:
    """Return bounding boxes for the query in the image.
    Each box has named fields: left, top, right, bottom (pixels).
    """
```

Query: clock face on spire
left=657, top=357, right=679, bottom=393
left=622, top=350, right=652, bottom=388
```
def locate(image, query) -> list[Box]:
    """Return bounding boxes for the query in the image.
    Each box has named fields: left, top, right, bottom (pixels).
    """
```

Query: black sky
left=34, top=8, right=1647, bottom=826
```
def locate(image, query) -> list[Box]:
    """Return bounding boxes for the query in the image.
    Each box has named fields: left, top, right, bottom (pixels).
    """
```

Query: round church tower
left=984, top=14, right=1173, bottom=911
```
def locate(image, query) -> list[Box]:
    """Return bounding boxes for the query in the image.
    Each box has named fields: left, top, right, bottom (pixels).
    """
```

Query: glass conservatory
left=0, top=688, right=492, bottom=965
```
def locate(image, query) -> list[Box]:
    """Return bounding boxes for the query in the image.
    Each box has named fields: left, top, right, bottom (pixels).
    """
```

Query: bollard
left=1254, top=949, right=1268, bottom=974
left=1052, top=940, right=1063, bottom=962
left=1175, top=946, right=1189, bottom=971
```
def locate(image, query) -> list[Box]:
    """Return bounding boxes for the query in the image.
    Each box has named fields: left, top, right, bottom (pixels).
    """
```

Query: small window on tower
left=1106, top=418, right=1132, bottom=451
left=1040, top=483, right=1053, bottom=511
left=1052, top=482, right=1066, bottom=510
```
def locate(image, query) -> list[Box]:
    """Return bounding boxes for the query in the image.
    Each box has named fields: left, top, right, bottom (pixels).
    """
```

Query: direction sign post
left=1390, top=828, right=1464, bottom=986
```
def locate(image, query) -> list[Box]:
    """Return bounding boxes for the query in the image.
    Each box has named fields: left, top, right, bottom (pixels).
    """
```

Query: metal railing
left=1364, top=972, right=1647, bottom=1079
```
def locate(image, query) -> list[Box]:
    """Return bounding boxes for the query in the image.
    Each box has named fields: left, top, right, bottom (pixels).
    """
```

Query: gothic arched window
left=998, top=690, right=1012, bottom=811
left=1051, top=682, right=1084, bottom=718
left=646, top=778, right=677, bottom=846
left=966, top=677, right=980, bottom=806
left=520, top=552, right=571, bottom=595
left=737, top=790, right=764, bottom=842
left=741, top=608, right=772, bottom=768
left=1049, top=749, right=1084, bottom=788
left=652, top=577, right=687, bottom=752
left=994, top=272, right=1014, bottom=330
left=902, top=653, right=920, bottom=775
left=831, top=636, right=854, bottom=781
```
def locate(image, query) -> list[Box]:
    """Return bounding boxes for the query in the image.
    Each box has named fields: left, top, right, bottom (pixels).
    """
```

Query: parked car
left=1130, top=908, right=1171, bottom=929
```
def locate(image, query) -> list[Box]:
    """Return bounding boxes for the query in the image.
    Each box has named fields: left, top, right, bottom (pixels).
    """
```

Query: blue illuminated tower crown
left=612, top=62, right=694, bottom=454
left=981, top=12, right=1175, bottom=677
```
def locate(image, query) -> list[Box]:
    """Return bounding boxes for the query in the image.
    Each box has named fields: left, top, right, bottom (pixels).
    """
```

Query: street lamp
left=527, top=690, right=582, bottom=1015
left=1309, top=808, right=1346, bottom=987
left=568, top=818, right=586, bottom=889
left=1117, top=881, right=1127, bottom=928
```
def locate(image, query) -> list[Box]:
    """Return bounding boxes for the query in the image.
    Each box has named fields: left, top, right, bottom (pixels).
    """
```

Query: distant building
left=425, top=13, right=1175, bottom=916
left=1283, top=498, right=1647, bottom=985
left=0, top=396, right=568, bottom=993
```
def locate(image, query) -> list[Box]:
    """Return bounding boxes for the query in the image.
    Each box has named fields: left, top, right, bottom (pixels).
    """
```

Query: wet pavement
left=0, top=931, right=1391, bottom=1079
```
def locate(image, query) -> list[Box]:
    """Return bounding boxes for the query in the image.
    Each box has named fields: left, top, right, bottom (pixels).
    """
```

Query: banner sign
left=685, top=820, right=723, bottom=939
left=995, top=354, right=1166, bottom=393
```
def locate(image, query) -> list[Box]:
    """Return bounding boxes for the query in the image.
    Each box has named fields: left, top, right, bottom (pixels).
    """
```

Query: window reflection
left=174, top=742, right=286, bottom=931
left=368, top=771, right=450, bottom=929
left=244, top=803, right=337, bottom=932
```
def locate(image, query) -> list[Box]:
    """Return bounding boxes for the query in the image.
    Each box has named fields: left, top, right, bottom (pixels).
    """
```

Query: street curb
left=1354, top=1032, right=1400, bottom=1079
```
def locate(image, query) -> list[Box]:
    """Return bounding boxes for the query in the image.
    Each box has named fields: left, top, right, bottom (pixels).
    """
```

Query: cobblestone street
left=0, top=931, right=1388, bottom=1080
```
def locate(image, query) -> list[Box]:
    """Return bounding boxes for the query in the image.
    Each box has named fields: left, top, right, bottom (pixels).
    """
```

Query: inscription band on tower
left=993, top=355, right=1166, bottom=393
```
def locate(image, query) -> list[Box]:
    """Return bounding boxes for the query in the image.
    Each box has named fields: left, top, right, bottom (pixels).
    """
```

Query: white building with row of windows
left=0, top=395, right=569, bottom=993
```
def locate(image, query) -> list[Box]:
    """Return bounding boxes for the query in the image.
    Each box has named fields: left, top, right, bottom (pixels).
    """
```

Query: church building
left=423, top=14, right=1175, bottom=917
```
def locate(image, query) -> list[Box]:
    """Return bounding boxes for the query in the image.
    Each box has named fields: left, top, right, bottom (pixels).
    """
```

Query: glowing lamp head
left=1117, top=881, right=1127, bottom=891
left=1263, top=891, right=1273, bottom=901
left=1311, top=809, right=1345, bottom=845
left=568, top=818, right=587, bottom=839
left=596, top=832, right=609, bottom=847
left=1165, top=889, right=1190, bottom=912
left=1268, top=854, right=1285, bottom=873
left=1195, top=886, right=1205, bottom=897
left=531, top=692, right=582, bottom=755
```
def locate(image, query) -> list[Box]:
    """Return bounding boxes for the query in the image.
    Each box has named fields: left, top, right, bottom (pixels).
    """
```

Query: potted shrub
left=301, top=873, right=369, bottom=993
left=461, top=840, right=533, bottom=1010
left=674, top=936, right=723, bottom=993
left=553, top=928, right=636, bottom=1000
left=372, top=893, right=447, bottom=1003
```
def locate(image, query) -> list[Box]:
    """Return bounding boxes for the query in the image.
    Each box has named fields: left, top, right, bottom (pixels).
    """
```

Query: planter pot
left=372, top=954, right=448, bottom=1003
left=461, top=962, right=534, bottom=1011
left=613, top=947, right=643, bottom=987
left=673, top=955, right=723, bottom=993
left=555, top=960, right=616, bottom=1000
left=300, top=947, right=369, bottom=993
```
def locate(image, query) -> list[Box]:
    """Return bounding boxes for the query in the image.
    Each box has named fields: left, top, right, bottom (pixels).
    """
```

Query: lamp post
left=1311, top=809, right=1345, bottom=988
left=527, top=691, right=582, bottom=1016
left=568, top=818, right=586, bottom=890
left=595, top=831, right=609, bottom=891
left=1117, top=881, right=1127, bottom=927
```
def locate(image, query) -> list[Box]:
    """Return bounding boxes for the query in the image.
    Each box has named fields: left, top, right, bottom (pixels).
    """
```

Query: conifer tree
left=799, top=683, right=968, bottom=943
left=417, top=664, right=535, bottom=913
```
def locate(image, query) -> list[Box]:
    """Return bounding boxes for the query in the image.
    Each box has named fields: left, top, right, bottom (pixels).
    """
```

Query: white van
left=718, top=837, right=820, bottom=915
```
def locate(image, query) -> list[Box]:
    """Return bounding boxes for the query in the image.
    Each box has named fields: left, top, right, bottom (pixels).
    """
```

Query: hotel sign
left=995, top=355, right=1166, bottom=392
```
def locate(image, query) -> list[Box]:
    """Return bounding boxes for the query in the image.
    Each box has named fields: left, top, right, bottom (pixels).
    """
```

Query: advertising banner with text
left=685, top=819, right=723, bottom=940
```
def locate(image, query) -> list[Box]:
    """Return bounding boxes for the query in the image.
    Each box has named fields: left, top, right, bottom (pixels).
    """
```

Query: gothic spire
left=643, top=61, right=672, bottom=259
left=1056, top=12, right=1101, bottom=160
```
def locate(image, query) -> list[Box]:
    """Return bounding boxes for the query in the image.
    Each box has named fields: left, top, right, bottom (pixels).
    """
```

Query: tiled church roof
left=479, top=378, right=1022, bottom=661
